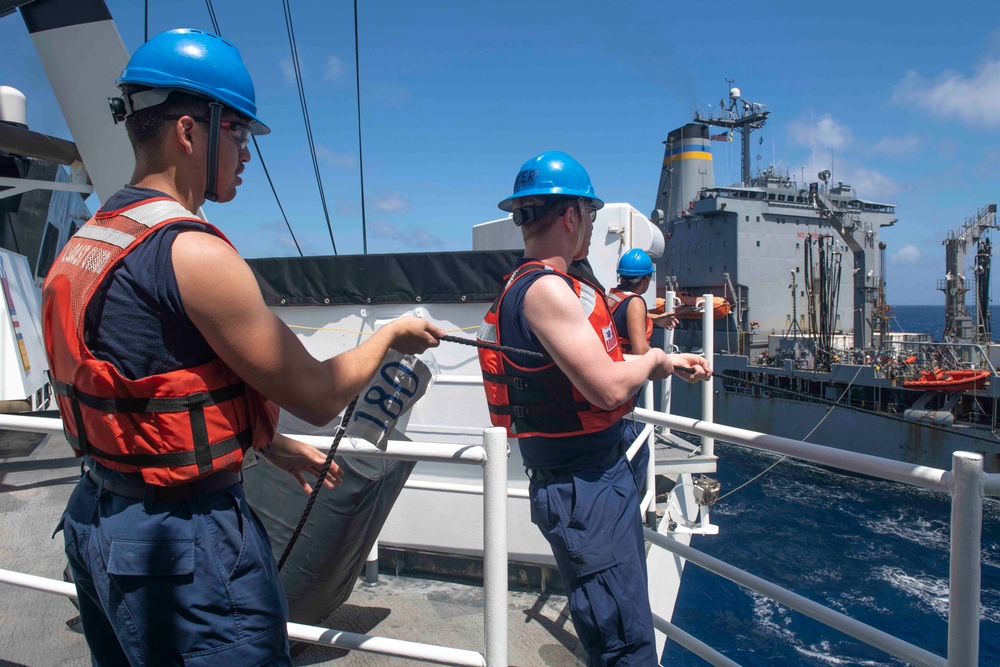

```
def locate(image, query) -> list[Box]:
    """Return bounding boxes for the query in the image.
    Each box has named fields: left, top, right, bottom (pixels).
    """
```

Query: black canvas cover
left=243, top=446, right=415, bottom=625
left=248, top=250, right=604, bottom=306
left=248, top=250, right=522, bottom=306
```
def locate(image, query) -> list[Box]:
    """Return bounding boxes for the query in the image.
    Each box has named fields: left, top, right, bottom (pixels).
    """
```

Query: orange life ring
left=650, top=293, right=731, bottom=318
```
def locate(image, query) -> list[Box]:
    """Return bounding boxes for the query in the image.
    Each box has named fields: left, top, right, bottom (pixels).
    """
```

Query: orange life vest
left=477, top=261, right=632, bottom=438
left=42, top=197, right=278, bottom=486
left=606, top=288, right=653, bottom=354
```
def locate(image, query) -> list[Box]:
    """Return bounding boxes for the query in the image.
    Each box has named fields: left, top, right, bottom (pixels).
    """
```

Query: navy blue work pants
left=529, top=442, right=657, bottom=666
left=57, top=472, right=291, bottom=666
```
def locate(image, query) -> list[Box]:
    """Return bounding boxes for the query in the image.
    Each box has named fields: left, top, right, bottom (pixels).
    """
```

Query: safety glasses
left=162, top=116, right=252, bottom=149
left=578, top=198, right=598, bottom=223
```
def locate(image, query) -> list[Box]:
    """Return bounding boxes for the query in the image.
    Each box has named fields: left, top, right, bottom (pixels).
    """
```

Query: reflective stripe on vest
left=477, top=261, right=632, bottom=438
left=607, top=288, right=653, bottom=354
left=41, top=196, right=278, bottom=486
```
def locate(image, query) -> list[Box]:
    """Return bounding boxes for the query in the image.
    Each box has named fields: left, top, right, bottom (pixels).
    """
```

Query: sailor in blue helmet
left=46, top=29, right=442, bottom=665
left=607, top=248, right=678, bottom=355
left=477, top=151, right=711, bottom=665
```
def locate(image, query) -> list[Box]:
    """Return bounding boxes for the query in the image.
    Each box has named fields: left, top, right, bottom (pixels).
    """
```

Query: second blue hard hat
left=117, top=28, right=269, bottom=135
left=498, top=151, right=604, bottom=212
left=618, top=248, right=655, bottom=277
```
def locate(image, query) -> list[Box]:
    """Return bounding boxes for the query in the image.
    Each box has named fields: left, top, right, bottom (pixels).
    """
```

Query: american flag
left=602, top=325, right=616, bottom=352
left=710, top=132, right=732, bottom=142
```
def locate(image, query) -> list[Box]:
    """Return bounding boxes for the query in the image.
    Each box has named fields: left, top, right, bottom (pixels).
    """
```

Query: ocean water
left=664, top=305, right=1000, bottom=666
left=890, top=304, right=1000, bottom=343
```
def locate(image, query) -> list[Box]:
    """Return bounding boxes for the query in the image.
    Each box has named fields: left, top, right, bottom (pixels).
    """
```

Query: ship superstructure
left=655, top=86, right=1000, bottom=472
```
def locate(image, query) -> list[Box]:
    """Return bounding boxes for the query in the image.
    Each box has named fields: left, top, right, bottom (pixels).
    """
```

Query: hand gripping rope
left=277, top=395, right=359, bottom=572
left=276, top=337, right=541, bottom=570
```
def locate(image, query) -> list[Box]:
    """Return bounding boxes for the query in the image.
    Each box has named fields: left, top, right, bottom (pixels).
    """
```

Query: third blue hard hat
left=618, top=248, right=654, bottom=277
left=117, top=28, right=269, bottom=135
left=498, top=151, right=604, bottom=212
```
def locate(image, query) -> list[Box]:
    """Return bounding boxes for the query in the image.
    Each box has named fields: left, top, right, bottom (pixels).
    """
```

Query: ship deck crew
left=42, top=29, right=442, bottom=666
left=606, top=248, right=678, bottom=355
left=477, top=151, right=711, bottom=666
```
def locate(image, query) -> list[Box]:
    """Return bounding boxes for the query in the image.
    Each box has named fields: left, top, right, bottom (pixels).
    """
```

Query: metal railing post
left=701, top=292, right=715, bottom=458
left=364, top=539, right=380, bottom=586
left=948, top=451, right=983, bottom=667
left=642, top=380, right=656, bottom=526
left=482, top=427, right=508, bottom=667
left=660, top=290, right=676, bottom=425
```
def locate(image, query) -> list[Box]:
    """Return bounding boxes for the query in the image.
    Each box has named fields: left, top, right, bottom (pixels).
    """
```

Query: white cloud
left=892, top=244, right=921, bottom=264
left=891, top=60, right=1000, bottom=127
left=373, top=192, right=412, bottom=214
left=315, top=145, right=356, bottom=169
left=325, top=56, right=346, bottom=82
left=278, top=59, right=295, bottom=86
left=871, top=134, right=922, bottom=156
left=813, top=160, right=899, bottom=200
left=845, top=167, right=898, bottom=199
left=279, top=55, right=345, bottom=86
left=788, top=113, right=853, bottom=150
left=370, top=219, right=442, bottom=248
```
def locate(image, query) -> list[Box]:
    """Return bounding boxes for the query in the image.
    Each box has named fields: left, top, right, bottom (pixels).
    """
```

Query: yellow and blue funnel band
left=663, top=140, right=712, bottom=165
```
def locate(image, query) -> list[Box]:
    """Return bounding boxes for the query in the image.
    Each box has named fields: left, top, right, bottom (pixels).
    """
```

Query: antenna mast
left=693, top=80, right=770, bottom=185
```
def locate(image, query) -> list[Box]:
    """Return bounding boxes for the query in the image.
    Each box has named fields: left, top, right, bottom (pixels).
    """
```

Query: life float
left=902, top=368, right=991, bottom=392
left=651, top=292, right=731, bottom=319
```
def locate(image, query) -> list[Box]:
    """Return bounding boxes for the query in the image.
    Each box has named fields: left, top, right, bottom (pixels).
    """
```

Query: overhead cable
left=281, top=0, right=338, bottom=255
left=354, top=0, right=368, bottom=255
left=202, top=0, right=303, bottom=257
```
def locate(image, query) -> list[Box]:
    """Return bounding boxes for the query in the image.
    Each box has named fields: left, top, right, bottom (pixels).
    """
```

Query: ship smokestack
left=652, top=123, right=715, bottom=225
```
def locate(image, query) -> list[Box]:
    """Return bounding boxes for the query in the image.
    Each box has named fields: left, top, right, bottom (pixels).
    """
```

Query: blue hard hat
left=117, top=28, right=269, bottom=135
left=618, top=248, right=654, bottom=277
left=498, top=151, right=604, bottom=212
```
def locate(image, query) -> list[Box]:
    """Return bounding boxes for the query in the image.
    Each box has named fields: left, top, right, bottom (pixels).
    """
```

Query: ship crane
left=938, top=203, right=998, bottom=344
left=810, top=171, right=873, bottom=350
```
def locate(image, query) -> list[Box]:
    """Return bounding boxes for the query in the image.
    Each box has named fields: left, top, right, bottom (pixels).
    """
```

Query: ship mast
left=693, top=81, right=769, bottom=185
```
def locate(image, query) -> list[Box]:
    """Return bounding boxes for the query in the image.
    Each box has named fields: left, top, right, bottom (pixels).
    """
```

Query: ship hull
left=667, top=355, right=1000, bottom=474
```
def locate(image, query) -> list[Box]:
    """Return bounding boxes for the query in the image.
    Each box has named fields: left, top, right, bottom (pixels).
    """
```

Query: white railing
left=0, top=414, right=508, bottom=667
left=634, top=405, right=996, bottom=667
left=3, top=377, right=994, bottom=665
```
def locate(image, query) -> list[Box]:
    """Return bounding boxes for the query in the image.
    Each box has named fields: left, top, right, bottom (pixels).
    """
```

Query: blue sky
left=2, top=0, right=999, bottom=304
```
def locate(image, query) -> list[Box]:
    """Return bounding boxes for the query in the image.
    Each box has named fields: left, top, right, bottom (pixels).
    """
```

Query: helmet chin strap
left=571, top=208, right=587, bottom=260
left=204, top=102, right=223, bottom=202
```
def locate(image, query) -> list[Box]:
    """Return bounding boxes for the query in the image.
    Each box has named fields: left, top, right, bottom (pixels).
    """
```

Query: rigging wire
left=353, top=0, right=369, bottom=255
left=202, top=0, right=218, bottom=36
left=143, top=0, right=149, bottom=42
left=713, top=363, right=866, bottom=504
left=281, top=0, right=338, bottom=255
left=202, top=0, right=303, bottom=257
left=252, top=136, right=303, bottom=257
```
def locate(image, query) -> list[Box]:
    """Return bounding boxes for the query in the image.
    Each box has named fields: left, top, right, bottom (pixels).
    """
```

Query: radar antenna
left=693, top=80, right=770, bottom=185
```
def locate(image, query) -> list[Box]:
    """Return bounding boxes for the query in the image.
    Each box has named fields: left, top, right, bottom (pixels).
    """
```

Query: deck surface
left=0, top=431, right=588, bottom=666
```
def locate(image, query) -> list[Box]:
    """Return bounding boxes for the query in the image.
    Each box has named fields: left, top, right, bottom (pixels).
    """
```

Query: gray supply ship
left=653, top=85, right=1000, bottom=472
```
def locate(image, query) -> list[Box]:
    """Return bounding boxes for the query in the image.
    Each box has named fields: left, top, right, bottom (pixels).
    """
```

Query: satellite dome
left=0, top=86, right=27, bottom=128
